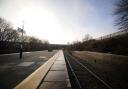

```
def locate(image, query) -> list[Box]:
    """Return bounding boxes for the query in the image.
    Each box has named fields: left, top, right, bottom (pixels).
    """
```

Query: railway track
left=64, top=51, right=112, bottom=89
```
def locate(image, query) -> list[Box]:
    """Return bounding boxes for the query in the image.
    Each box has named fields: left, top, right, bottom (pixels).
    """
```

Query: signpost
left=17, top=21, right=25, bottom=59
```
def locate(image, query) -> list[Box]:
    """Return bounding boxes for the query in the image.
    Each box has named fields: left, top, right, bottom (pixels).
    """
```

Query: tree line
left=0, top=17, right=49, bottom=54
left=68, top=33, right=128, bottom=55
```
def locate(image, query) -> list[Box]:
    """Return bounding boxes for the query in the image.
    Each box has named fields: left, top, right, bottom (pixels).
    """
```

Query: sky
left=0, top=0, right=118, bottom=44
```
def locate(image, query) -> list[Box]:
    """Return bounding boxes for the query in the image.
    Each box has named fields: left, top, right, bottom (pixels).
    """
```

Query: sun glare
left=13, top=5, right=67, bottom=43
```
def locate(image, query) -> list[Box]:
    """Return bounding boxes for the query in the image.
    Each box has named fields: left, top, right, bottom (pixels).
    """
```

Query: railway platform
left=14, top=50, right=71, bottom=89
left=39, top=50, right=71, bottom=89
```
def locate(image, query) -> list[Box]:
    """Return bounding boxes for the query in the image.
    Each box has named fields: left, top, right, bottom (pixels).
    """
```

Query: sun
left=13, top=5, right=65, bottom=42
left=20, top=6, right=61, bottom=32
left=12, top=5, right=75, bottom=44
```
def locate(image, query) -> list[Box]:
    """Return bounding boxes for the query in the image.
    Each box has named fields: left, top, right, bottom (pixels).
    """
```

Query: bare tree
left=0, top=17, right=50, bottom=52
left=0, top=18, right=13, bottom=41
left=82, top=34, right=93, bottom=42
left=28, top=36, right=49, bottom=50
left=114, top=0, right=128, bottom=31
left=42, top=39, right=49, bottom=44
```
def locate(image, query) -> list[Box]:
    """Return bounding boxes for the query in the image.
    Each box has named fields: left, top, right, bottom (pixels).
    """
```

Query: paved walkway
left=39, top=50, right=71, bottom=89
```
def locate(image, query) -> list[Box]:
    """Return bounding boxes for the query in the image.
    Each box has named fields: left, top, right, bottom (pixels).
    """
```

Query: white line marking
left=17, top=62, right=34, bottom=67
left=38, top=56, right=46, bottom=59
left=0, top=51, right=41, bottom=56
left=0, top=53, right=19, bottom=56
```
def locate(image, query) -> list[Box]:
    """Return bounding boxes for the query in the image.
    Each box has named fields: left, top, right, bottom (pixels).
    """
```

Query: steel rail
left=65, top=54, right=83, bottom=89
left=68, top=54, right=113, bottom=89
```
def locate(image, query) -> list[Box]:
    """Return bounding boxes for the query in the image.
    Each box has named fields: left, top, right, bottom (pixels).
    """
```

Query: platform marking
left=38, top=56, right=46, bottom=59
left=17, top=62, right=34, bottom=67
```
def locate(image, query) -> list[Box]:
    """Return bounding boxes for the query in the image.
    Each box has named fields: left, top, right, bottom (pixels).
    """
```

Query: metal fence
left=96, top=29, right=128, bottom=40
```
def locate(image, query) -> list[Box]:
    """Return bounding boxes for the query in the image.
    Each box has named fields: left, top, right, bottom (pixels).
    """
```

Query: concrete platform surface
left=39, top=50, right=71, bottom=89
left=0, top=50, right=58, bottom=89
left=51, top=64, right=66, bottom=71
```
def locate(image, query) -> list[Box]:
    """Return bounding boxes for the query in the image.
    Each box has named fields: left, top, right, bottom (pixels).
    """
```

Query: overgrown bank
left=69, top=33, right=128, bottom=56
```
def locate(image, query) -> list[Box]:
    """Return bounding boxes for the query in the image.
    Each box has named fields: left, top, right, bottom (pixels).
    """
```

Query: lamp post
left=19, top=21, right=25, bottom=59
